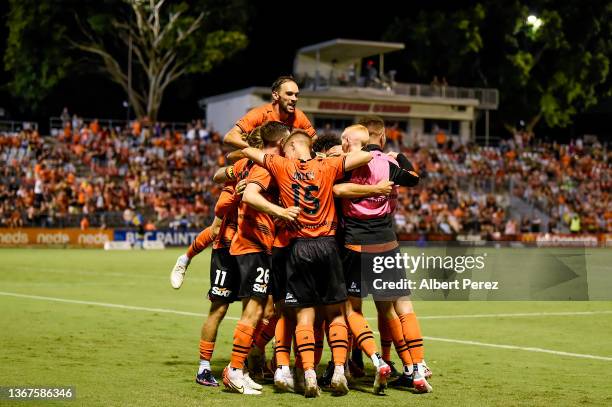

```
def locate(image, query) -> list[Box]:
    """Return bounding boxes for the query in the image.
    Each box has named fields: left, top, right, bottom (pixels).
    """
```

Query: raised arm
left=344, top=150, right=373, bottom=171
left=241, top=147, right=266, bottom=166
left=223, top=125, right=249, bottom=149
left=242, top=183, right=300, bottom=221
left=333, top=180, right=394, bottom=199
left=389, top=153, right=420, bottom=187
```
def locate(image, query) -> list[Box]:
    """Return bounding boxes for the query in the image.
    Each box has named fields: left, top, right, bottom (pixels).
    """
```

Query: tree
left=73, top=0, right=247, bottom=120
left=4, top=0, right=248, bottom=119
left=4, top=0, right=72, bottom=113
left=384, top=1, right=612, bottom=133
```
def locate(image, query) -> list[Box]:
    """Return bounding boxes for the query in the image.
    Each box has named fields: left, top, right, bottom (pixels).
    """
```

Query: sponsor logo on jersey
left=211, top=287, right=231, bottom=297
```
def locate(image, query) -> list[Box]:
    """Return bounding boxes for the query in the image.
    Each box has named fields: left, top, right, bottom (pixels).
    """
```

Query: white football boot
left=222, top=366, right=262, bottom=395
left=170, top=254, right=190, bottom=289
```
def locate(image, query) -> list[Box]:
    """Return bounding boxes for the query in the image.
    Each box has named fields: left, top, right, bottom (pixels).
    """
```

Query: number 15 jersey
left=263, top=154, right=346, bottom=238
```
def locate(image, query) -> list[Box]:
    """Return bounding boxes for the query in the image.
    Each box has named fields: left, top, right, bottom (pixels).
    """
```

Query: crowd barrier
left=0, top=228, right=114, bottom=247
left=1, top=228, right=610, bottom=248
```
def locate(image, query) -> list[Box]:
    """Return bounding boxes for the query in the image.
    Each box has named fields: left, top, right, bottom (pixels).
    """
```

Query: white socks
left=198, top=359, right=210, bottom=374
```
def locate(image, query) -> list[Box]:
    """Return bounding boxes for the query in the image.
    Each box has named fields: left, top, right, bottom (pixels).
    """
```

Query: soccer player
left=338, top=118, right=432, bottom=393
left=223, top=76, right=316, bottom=149
left=242, top=129, right=373, bottom=397
left=187, top=127, right=266, bottom=388
left=222, top=122, right=299, bottom=395
left=193, top=181, right=241, bottom=386
left=170, top=171, right=247, bottom=288
left=313, top=133, right=397, bottom=390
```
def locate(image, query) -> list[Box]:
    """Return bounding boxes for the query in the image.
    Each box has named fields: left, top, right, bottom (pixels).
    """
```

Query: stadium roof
left=296, top=38, right=405, bottom=62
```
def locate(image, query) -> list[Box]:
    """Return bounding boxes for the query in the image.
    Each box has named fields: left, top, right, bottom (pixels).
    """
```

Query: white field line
left=415, top=310, right=612, bottom=320
left=0, top=291, right=238, bottom=320
left=2, top=291, right=612, bottom=362
left=422, top=336, right=612, bottom=362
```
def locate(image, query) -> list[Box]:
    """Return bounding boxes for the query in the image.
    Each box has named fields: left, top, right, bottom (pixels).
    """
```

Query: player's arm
left=223, top=125, right=249, bottom=149
left=226, top=149, right=245, bottom=163
left=212, top=166, right=235, bottom=184
left=333, top=180, right=394, bottom=199
left=210, top=216, right=223, bottom=238
left=242, top=183, right=300, bottom=221
left=388, top=152, right=420, bottom=187
left=241, top=147, right=266, bottom=166
left=344, top=150, right=373, bottom=171
left=214, top=185, right=239, bottom=218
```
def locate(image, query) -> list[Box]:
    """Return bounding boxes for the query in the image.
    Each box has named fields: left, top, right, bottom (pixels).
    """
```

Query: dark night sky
left=1, top=0, right=610, bottom=138
left=87, top=0, right=406, bottom=122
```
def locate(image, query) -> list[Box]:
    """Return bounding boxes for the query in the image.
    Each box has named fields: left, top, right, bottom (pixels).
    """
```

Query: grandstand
left=0, top=40, right=609, bottom=248
left=1, top=112, right=609, bottom=246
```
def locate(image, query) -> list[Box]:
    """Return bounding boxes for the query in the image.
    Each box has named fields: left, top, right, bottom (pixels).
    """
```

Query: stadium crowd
left=0, top=118, right=609, bottom=235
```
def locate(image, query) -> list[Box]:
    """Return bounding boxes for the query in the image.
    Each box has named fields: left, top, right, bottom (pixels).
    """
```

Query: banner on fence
left=0, top=228, right=114, bottom=247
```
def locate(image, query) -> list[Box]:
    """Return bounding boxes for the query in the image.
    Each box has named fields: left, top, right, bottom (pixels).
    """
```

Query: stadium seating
left=0, top=120, right=609, bottom=235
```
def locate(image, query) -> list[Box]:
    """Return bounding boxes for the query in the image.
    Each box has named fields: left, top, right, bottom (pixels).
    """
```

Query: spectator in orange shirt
left=386, top=122, right=401, bottom=151
left=223, top=75, right=316, bottom=149
left=435, top=128, right=447, bottom=149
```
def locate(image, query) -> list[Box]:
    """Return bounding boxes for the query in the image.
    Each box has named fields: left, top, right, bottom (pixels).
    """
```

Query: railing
left=0, top=120, right=39, bottom=133
left=48, top=117, right=191, bottom=135
left=393, top=83, right=499, bottom=109
left=295, top=74, right=499, bottom=110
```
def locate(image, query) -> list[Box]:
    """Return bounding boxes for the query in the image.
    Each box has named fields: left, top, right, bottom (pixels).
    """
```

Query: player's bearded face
left=275, top=81, right=299, bottom=114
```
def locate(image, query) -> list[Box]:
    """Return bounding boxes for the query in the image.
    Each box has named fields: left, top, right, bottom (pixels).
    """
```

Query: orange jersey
left=213, top=183, right=239, bottom=250
left=236, top=103, right=316, bottom=138
left=263, top=154, right=346, bottom=238
left=273, top=220, right=295, bottom=248
left=230, top=164, right=278, bottom=255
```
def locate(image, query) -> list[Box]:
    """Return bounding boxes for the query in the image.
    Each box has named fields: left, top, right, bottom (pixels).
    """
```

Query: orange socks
left=230, top=322, right=255, bottom=369
left=253, top=316, right=279, bottom=351
left=314, top=321, right=325, bottom=367
left=199, top=340, right=215, bottom=361
left=378, top=318, right=393, bottom=362
left=399, top=313, right=424, bottom=363
left=387, top=316, right=413, bottom=366
left=295, top=324, right=315, bottom=370
left=275, top=316, right=294, bottom=366
left=328, top=321, right=349, bottom=366
left=186, top=227, right=213, bottom=259
left=347, top=312, right=377, bottom=357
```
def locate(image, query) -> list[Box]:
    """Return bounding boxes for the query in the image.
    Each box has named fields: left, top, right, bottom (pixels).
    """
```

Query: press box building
left=200, top=39, right=499, bottom=145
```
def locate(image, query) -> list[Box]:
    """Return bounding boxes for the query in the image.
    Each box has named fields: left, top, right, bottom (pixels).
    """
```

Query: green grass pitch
left=1, top=248, right=611, bottom=406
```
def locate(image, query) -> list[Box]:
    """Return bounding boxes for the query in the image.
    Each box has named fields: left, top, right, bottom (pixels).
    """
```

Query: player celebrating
left=339, top=117, right=432, bottom=393
left=223, top=76, right=316, bottom=149
left=242, top=130, right=373, bottom=397
left=222, top=122, right=299, bottom=395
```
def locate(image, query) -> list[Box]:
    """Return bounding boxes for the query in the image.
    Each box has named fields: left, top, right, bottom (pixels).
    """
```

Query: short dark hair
left=312, top=134, right=341, bottom=153
left=358, top=115, right=385, bottom=137
left=259, top=121, right=290, bottom=144
left=271, top=75, right=296, bottom=93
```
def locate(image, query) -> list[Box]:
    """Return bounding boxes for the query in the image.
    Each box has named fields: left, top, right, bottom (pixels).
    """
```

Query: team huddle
left=170, top=76, right=433, bottom=397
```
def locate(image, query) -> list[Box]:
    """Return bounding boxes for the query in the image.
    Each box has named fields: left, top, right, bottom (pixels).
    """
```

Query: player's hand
left=278, top=206, right=301, bottom=221
left=375, top=180, right=394, bottom=196
left=236, top=179, right=247, bottom=195
left=387, top=151, right=399, bottom=159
